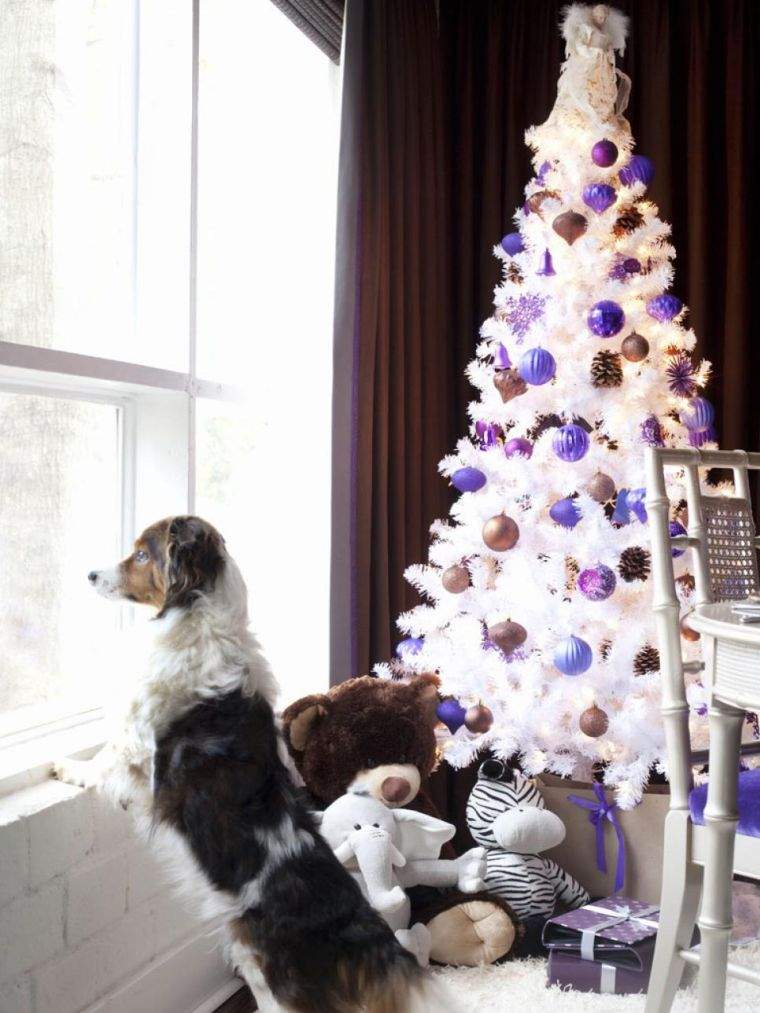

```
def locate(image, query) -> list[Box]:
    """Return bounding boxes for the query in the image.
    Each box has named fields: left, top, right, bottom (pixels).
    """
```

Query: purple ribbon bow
left=567, top=783, right=626, bottom=893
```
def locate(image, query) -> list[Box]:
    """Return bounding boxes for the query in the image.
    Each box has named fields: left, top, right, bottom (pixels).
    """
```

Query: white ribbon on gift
left=579, top=901, right=660, bottom=961
left=600, top=963, right=617, bottom=994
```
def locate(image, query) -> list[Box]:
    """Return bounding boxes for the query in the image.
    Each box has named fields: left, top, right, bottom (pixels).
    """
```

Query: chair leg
left=645, top=811, right=702, bottom=1013
left=696, top=698, right=744, bottom=1013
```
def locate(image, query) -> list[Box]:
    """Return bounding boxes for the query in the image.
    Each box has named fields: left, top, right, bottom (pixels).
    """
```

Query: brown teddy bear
left=282, top=673, right=519, bottom=966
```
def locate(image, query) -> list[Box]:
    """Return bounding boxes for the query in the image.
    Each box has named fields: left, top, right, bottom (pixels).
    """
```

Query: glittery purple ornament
left=578, top=564, right=617, bottom=601
left=623, top=258, right=641, bottom=274
left=494, top=343, right=511, bottom=369
left=666, top=354, right=697, bottom=397
left=396, top=637, right=423, bottom=658
left=518, top=347, right=556, bottom=385
left=640, top=415, right=665, bottom=447
left=619, top=155, right=655, bottom=188
left=549, top=497, right=581, bottom=528
left=553, top=424, right=590, bottom=462
left=501, top=232, right=524, bottom=256
left=689, top=425, right=717, bottom=448
left=553, top=635, right=593, bottom=676
left=647, top=293, right=683, bottom=322
left=502, top=293, right=548, bottom=342
left=592, top=139, right=619, bottom=167
left=669, top=520, right=687, bottom=558
left=436, top=698, right=467, bottom=734
left=504, top=437, right=533, bottom=459
left=608, top=256, right=641, bottom=281
left=583, top=183, right=617, bottom=214
left=451, top=467, right=487, bottom=493
left=681, top=396, right=715, bottom=432
left=588, top=300, right=624, bottom=337
left=536, top=249, right=556, bottom=276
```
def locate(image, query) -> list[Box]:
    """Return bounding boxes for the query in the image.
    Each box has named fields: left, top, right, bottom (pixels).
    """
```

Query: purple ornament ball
left=504, top=437, right=533, bottom=459
left=451, top=467, right=487, bottom=493
left=549, top=497, right=581, bottom=528
left=553, top=424, right=590, bottom=462
left=437, top=698, right=467, bottom=734
left=647, top=293, right=683, bottom=322
left=501, top=232, right=525, bottom=256
left=588, top=300, right=625, bottom=338
left=669, top=520, right=687, bottom=558
left=619, top=155, right=655, bottom=188
left=553, top=635, right=593, bottom=676
left=582, top=183, right=617, bottom=214
left=689, top=425, right=717, bottom=448
left=396, top=637, right=423, bottom=658
left=578, top=564, right=617, bottom=602
left=681, top=396, right=715, bottom=432
left=592, top=139, right=619, bottom=167
left=518, top=347, right=556, bottom=385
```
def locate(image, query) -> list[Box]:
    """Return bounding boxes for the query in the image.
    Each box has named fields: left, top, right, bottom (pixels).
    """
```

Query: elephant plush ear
left=393, top=808, right=455, bottom=860
left=281, top=694, right=332, bottom=754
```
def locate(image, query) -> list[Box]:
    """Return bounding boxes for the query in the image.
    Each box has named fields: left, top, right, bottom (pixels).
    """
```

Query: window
left=0, top=0, right=339, bottom=775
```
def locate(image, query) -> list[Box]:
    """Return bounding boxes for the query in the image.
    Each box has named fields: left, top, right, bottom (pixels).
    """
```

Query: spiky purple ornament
left=578, top=564, right=617, bottom=601
left=436, top=698, right=467, bottom=734
left=504, top=437, right=533, bottom=459
left=549, top=498, right=581, bottom=528
left=518, top=347, right=556, bottom=385
left=583, top=183, right=617, bottom=214
left=641, top=415, right=665, bottom=447
left=670, top=521, right=687, bottom=558
left=619, top=155, right=655, bottom=188
left=588, top=300, right=625, bottom=337
left=501, top=232, right=524, bottom=256
left=666, top=354, right=697, bottom=397
left=647, top=293, right=683, bottom=321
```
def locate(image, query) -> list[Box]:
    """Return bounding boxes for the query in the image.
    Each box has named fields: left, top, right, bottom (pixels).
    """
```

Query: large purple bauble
left=689, top=425, right=717, bottom=448
left=578, top=564, right=617, bottom=601
left=451, top=466, right=487, bottom=493
left=553, top=424, right=590, bottom=462
left=588, top=300, right=625, bottom=337
left=592, top=139, right=619, bottom=167
left=518, top=347, right=556, bottom=385
left=501, top=232, right=524, bottom=256
left=619, top=155, right=655, bottom=188
left=549, top=497, right=581, bottom=528
left=582, top=183, right=617, bottom=214
left=504, top=437, right=533, bottom=459
left=396, top=637, right=423, bottom=658
left=647, top=293, right=683, bottom=321
left=554, top=635, right=593, bottom=676
left=670, top=520, right=687, bottom=558
left=436, top=698, right=467, bottom=734
left=681, top=397, right=715, bottom=432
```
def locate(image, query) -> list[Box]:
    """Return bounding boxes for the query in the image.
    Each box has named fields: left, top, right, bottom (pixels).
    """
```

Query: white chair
left=645, top=447, right=760, bottom=1012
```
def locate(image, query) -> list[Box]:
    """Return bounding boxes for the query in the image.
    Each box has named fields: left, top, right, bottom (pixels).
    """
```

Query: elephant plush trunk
left=349, top=826, right=408, bottom=926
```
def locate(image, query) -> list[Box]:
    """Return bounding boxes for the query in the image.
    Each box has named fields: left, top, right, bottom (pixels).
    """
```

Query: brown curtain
left=332, top=0, right=760, bottom=693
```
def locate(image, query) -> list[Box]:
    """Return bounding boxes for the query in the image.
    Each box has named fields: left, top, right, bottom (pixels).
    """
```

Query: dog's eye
left=353, top=823, right=362, bottom=830
left=134, top=550, right=149, bottom=564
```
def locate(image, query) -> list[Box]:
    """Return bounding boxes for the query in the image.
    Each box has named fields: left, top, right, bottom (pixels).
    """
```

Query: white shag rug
left=432, top=942, right=760, bottom=1012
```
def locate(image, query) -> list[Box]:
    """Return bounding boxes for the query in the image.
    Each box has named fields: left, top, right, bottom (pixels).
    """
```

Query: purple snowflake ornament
left=666, top=354, right=697, bottom=397
left=502, top=292, right=548, bottom=342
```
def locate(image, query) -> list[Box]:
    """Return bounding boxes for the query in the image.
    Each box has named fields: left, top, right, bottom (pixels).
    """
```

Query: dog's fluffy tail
left=365, top=961, right=459, bottom=1013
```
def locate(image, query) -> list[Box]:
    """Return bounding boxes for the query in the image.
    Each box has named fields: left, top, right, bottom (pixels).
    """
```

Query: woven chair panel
left=701, top=495, right=760, bottom=601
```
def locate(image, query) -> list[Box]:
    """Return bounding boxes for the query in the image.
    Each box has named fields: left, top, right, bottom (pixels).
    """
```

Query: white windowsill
left=0, top=717, right=107, bottom=800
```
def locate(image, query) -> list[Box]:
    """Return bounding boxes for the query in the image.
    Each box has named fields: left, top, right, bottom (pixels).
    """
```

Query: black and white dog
left=55, top=516, right=453, bottom=1012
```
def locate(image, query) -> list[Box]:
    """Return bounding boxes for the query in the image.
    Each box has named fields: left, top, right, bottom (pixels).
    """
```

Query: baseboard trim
left=190, top=978, right=243, bottom=1013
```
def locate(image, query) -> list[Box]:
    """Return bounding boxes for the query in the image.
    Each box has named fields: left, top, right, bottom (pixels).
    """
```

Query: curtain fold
left=333, top=0, right=760, bottom=692
left=269, top=0, right=344, bottom=62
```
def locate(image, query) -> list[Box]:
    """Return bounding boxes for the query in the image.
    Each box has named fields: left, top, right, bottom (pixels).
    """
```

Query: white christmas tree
left=375, top=4, right=716, bottom=809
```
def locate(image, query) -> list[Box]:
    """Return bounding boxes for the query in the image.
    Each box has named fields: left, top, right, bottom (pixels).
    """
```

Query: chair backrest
left=645, top=448, right=760, bottom=813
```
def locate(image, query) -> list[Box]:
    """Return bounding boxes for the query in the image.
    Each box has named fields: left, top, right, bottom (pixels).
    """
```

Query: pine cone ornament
left=493, top=368, right=527, bottom=403
left=591, top=349, right=623, bottom=388
left=506, top=262, right=524, bottom=285
left=619, top=546, right=652, bottom=582
left=634, top=644, right=660, bottom=676
left=565, top=557, right=580, bottom=592
left=613, top=204, right=645, bottom=237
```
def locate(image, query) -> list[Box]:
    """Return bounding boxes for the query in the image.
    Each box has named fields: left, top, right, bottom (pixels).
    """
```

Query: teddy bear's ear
left=407, top=673, right=440, bottom=716
left=281, top=694, right=332, bottom=754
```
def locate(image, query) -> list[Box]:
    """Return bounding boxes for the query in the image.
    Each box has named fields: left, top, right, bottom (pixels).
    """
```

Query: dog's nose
left=87, top=571, right=98, bottom=584
left=381, top=776, right=411, bottom=803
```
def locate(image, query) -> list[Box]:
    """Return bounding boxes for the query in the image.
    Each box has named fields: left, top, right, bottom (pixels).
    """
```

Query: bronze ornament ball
left=621, top=332, right=650, bottom=362
left=442, top=564, right=471, bottom=594
left=482, top=514, right=519, bottom=551
left=488, top=620, right=528, bottom=655
left=579, top=705, right=609, bottom=738
left=586, top=471, right=616, bottom=504
left=465, top=704, right=494, bottom=734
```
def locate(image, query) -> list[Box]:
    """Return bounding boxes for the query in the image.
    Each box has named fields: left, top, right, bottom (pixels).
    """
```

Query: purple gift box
left=543, top=895, right=659, bottom=966
left=547, top=945, right=654, bottom=995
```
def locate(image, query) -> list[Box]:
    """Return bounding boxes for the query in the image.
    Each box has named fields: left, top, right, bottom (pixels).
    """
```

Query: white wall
left=0, top=780, right=233, bottom=1013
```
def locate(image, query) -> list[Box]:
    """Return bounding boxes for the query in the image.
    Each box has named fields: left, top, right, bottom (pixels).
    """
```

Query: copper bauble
left=442, top=564, right=470, bottom=594
left=465, top=704, right=494, bottom=734
left=493, top=368, right=527, bottom=403
left=579, top=705, right=609, bottom=738
left=488, top=620, right=527, bottom=655
left=680, top=612, right=700, bottom=642
left=483, top=514, right=519, bottom=551
left=621, top=332, right=650, bottom=362
left=552, top=210, right=588, bottom=245
left=586, top=471, right=616, bottom=504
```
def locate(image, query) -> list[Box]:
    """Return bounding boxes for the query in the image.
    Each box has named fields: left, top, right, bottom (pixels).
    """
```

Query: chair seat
left=689, top=769, right=760, bottom=837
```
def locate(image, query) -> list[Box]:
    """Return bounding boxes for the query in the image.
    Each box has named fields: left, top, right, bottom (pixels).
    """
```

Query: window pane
left=196, top=0, right=340, bottom=383
left=0, top=393, right=122, bottom=720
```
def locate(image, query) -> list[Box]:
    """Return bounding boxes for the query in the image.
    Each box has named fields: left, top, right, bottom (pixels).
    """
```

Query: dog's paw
left=52, top=758, right=96, bottom=789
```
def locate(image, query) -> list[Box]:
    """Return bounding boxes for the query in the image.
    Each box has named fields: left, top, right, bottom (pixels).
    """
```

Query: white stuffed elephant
left=314, top=789, right=486, bottom=965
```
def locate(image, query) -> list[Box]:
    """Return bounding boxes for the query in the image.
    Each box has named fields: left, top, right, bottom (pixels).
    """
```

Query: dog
left=55, top=516, right=454, bottom=1012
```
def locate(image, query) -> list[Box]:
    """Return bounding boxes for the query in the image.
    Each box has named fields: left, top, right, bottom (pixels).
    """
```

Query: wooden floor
left=215, top=985, right=255, bottom=1013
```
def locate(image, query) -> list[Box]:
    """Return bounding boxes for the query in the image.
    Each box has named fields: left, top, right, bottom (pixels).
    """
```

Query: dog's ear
left=157, top=516, right=224, bottom=618
left=282, top=694, right=332, bottom=755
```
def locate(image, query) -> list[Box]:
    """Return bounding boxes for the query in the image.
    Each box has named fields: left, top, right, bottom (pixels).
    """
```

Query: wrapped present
left=547, top=944, right=654, bottom=995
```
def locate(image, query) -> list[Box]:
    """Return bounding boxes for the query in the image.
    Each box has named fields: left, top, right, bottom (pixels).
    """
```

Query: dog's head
left=88, top=516, right=225, bottom=617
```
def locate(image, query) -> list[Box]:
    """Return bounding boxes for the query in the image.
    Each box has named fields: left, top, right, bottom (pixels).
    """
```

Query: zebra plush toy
left=466, top=760, right=590, bottom=921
